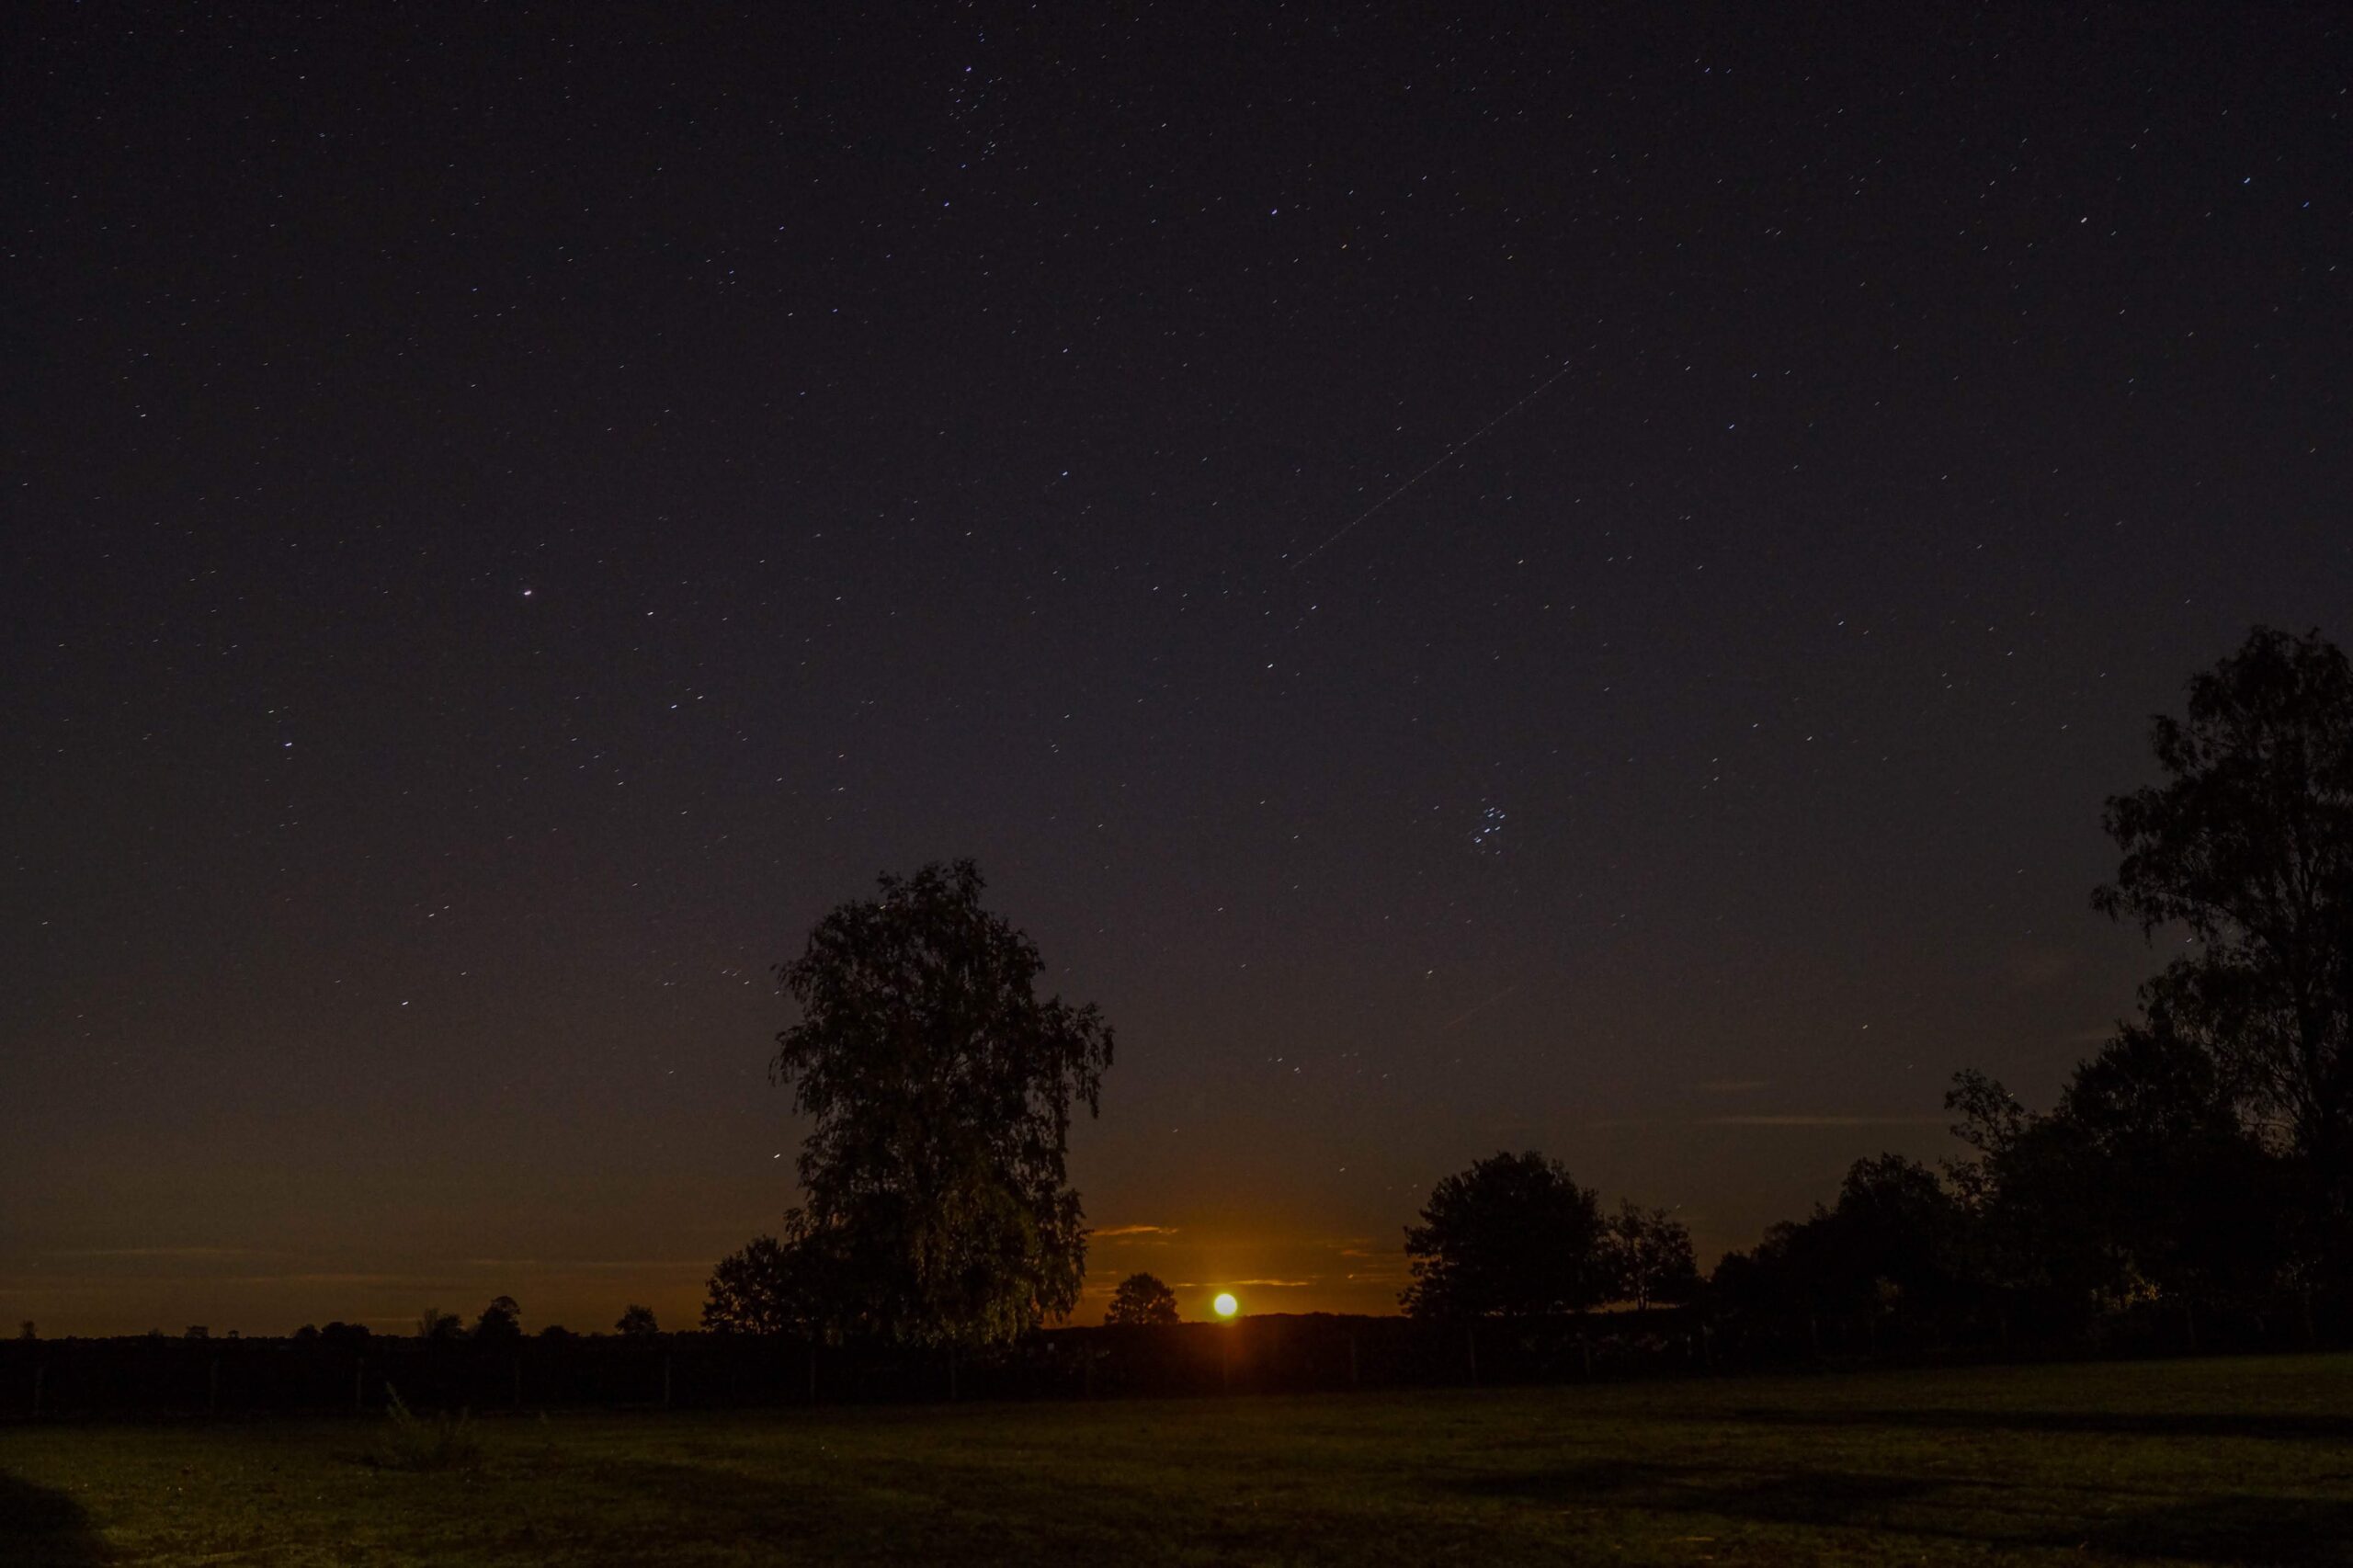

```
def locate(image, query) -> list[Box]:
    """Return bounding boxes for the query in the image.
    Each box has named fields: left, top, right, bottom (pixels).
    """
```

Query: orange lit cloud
left=1699, top=1114, right=1949, bottom=1128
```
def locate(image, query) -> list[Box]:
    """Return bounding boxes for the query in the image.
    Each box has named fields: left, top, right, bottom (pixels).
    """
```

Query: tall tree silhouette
left=1402, top=1151, right=1608, bottom=1319
left=734, top=860, right=1116, bottom=1347
left=2096, top=627, right=2353, bottom=1265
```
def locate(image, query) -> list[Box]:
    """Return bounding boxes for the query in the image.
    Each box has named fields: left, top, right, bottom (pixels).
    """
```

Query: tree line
left=1702, top=628, right=2353, bottom=1351
left=702, top=628, right=2353, bottom=1357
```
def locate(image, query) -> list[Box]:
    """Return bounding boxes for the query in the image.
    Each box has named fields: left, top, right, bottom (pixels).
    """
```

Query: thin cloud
left=458, top=1259, right=711, bottom=1273
left=1089, top=1224, right=1177, bottom=1239
left=1699, top=1114, right=1950, bottom=1128
left=57, top=1246, right=267, bottom=1260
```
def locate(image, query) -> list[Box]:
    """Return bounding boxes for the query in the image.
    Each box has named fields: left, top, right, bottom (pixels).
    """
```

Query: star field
left=5, top=4, right=2351, bottom=1333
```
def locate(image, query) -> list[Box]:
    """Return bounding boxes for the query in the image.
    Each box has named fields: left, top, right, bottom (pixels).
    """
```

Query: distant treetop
left=1104, top=1272, right=1180, bottom=1328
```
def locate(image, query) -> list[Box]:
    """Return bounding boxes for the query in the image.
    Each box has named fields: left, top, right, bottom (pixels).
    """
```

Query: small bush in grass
left=372, top=1384, right=483, bottom=1471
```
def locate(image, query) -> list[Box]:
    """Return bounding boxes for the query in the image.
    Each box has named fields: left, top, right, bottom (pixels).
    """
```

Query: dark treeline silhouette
left=0, top=1309, right=1760, bottom=1419
left=13, top=1288, right=2350, bottom=1421
left=1704, top=628, right=2353, bottom=1359
left=15, top=631, right=2353, bottom=1418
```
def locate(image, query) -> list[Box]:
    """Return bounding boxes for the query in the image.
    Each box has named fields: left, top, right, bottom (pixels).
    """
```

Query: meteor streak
left=1290, top=358, right=1574, bottom=569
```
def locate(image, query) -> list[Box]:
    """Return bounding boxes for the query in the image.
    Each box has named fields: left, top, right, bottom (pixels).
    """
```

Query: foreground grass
left=6, top=1354, right=2353, bottom=1565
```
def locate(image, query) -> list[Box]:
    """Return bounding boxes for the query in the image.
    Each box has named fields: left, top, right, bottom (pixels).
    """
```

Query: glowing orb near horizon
left=1213, top=1292, right=1239, bottom=1318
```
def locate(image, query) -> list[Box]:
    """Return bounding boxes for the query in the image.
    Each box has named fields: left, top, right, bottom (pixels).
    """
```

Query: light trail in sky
left=1436, top=978, right=1528, bottom=1034
left=1289, top=358, right=1575, bottom=569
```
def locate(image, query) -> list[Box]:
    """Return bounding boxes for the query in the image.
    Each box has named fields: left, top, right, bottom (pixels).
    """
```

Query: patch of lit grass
left=6, top=1353, right=2352, bottom=1565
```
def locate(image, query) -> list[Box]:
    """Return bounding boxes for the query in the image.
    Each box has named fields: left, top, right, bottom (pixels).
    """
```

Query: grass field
left=6, top=1354, right=2353, bottom=1566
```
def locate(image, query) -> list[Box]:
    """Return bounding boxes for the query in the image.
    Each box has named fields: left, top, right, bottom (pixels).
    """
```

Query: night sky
left=7, top=5, right=2351, bottom=1336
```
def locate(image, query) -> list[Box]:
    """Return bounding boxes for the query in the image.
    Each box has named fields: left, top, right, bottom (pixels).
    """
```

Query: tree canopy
left=1928, top=628, right=2346, bottom=1322
left=473, top=1295, right=522, bottom=1343
left=1709, top=1153, right=1973, bottom=1335
left=2095, top=625, right=2353, bottom=1268
left=1402, top=1151, right=1610, bottom=1319
left=1607, top=1202, right=1700, bottom=1311
left=703, top=1233, right=824, bottom=1336
left=2096, top=632, right=2353, bottom=1168
left=1104, top=1272, right=1180, bottom=1328
left=718, top=860, right=1116, bottom=1347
